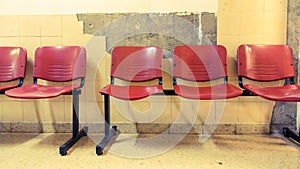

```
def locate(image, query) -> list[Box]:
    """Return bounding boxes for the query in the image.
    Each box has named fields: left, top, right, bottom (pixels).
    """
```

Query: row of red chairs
left=0, top=44, right=299, bottom=156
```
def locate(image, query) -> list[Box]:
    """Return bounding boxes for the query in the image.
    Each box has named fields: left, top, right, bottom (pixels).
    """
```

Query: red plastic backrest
left=173, top=45, right=227, bottom=81
left=237, top=44, right=294, bottom=81
left=0, top=47, right=27, bottom=82
left=33, top=46, right=86, bottom=82
left=111, top=46, right=163, bottom=82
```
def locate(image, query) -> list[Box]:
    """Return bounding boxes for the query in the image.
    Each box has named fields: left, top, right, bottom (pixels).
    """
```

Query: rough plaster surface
left=77, top=12, right=216, bottom=56
left=201, top=12, right=217, bottom=44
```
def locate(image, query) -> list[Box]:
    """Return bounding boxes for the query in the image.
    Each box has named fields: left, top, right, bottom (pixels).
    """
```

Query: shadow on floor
left=0, top=133, right=40, bottom=145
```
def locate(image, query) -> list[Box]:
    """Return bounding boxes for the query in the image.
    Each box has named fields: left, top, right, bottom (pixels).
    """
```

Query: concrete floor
left=0, top=133, right=299, bottom=169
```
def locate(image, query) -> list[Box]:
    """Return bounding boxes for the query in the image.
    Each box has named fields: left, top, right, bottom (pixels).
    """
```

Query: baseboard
left=0, top=122, right=273, bottom=134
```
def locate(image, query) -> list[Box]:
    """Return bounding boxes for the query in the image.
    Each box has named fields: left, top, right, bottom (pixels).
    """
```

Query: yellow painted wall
left=0, top=0, right=288, bottom=131
left=217, top=0, right=287, bottom=125
left=0, top=0, right=217, bottom=14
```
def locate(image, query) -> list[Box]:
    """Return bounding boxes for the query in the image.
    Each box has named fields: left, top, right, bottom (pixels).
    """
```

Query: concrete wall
left=77, top=12, right=216, bottom=54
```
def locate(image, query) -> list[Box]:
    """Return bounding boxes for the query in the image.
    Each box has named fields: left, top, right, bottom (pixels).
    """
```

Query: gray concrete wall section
left=201, top=12, right=217, bottom=45
left=271, top=0, right=300, bottom=133
left=77, top=12, right=217, bottom=57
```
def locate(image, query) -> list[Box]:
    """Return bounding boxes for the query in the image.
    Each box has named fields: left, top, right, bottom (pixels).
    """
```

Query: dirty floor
left=0, top=133, right=299, bottom=169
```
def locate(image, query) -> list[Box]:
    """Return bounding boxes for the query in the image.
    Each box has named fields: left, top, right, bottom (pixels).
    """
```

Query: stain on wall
left=77, top=12, right=216, bottom=57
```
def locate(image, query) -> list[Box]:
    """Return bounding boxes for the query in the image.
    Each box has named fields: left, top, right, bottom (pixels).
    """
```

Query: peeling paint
left=77, top=12, right=216, bottom=56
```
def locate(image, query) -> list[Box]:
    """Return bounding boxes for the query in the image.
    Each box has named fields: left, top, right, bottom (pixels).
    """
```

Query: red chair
left=237, top=44, right=300, bottom=144
left=173, top=45, right=242, bottom=100
left=0, top=47, right=27, bottom=94
left=96, top=46, right=164, bottom=155
left=5, top=46, right=87, bottom=155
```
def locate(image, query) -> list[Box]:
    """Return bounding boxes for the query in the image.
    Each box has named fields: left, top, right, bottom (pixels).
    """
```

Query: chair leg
left=96, top=94, right=118, bottom=155
left=283, top=127, right=300, bottom=144
left=59, top=90, right=88, bottom=156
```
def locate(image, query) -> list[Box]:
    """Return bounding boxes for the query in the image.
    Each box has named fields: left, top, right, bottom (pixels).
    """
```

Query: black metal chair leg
left=60, top=126, right=88, bottom=155
left=283, top=127, right=300, bottom=144
left=96, top=126, right=117, bottom=155
left=59, top=89, right=88, bottom=156
left=96, top=94, right=118, bottom=155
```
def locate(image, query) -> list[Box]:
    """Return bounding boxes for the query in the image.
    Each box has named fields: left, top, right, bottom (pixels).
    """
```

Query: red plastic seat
left=7, top=84, right=81, bottom=99
left=100, top=85, right=163, bottom=100
left=237, top=44, right=300, bottom=143
left=5, top=46, right=86, bottom=99
left=99, top=46, right=163, bottom=100
left=96, top=46, right=164, bottom=155
left=0, top=47, right=27, bottom=94
left=5, top=46, right=87, bottom=155
left=173, top=45, right=242, bottom=100
left=237, top=44, right=298, bottom=101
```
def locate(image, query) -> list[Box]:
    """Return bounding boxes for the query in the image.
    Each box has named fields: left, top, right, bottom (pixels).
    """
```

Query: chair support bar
left=283, top=127, right=300, bottom=144
left=96, top=126, right=117, bottom=155
left=96, top=94, right=118, bottom=155
left=60, top=127, right=88, bottom=155
left=59, top=89, right=88, bottom=156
